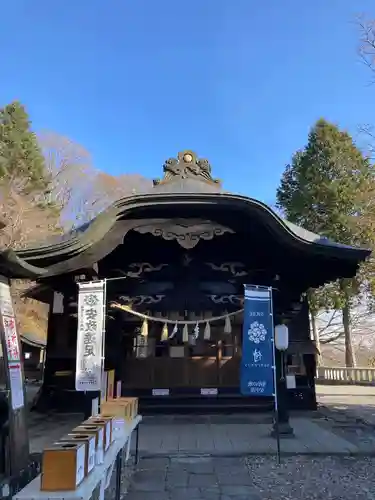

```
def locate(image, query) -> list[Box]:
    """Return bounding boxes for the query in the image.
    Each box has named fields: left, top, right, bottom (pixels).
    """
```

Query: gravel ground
left=119, top=455, right=375, bottom=500
left=245, top=455, right=375, bottom=500
left=313, top=405, right=375, bottom=453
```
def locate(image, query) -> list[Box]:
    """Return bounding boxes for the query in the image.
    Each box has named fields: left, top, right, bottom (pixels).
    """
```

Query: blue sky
left=1, top=0, right=375, bottom=203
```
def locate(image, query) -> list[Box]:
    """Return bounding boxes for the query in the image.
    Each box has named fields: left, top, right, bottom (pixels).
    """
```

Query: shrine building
left=0, top=151, right=370, bottom=414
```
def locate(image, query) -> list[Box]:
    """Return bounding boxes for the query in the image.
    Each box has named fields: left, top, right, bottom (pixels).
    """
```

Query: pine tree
left=276, top=118, right=375, bottom=366
left=0, top=101, right=63, bottom=248
left=0, top=101, right=50, bottom=193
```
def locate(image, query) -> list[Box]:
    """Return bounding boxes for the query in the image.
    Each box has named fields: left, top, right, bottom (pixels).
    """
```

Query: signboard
left=76, top=281, right=105, bottom=391
left=9, top=362, right=24, bottom=409
left=0, top=281, right=24, bottom=410
left=286, top=374, right=296, bottom=389
left=3, top=316, right=21, bottom=362
left=152, top=389, right=169, bottom=396
left=200, top=388, right=218, bottom=396
left=0, top=282, right=20, bottom=364
left=0, top=277, right=29, bottom=474
left=240, top=285, right=275, bottom=396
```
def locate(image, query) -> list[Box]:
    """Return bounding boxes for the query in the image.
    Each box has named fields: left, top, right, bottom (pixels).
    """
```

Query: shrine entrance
left=118, top=314, right=243, bottom=393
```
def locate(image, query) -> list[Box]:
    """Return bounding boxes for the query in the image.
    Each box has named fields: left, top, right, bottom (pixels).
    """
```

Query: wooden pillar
left=0, top=275, right=29, bottom=475
left=43, top=290, right=68, bottom=388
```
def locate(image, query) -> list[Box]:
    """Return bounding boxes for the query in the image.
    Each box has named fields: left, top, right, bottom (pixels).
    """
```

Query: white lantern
left=274, top=324, right=289, bottom=351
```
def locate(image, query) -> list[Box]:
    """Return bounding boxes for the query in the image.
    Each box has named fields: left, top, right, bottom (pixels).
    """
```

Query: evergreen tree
left=0, top=101, right=50, bottom=193
left=276, top=119, right=375, bottom=366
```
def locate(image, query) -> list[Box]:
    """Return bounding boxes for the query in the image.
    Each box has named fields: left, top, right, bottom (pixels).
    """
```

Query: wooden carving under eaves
left=153, top=150, right=221, bottom=186
left=208, top=294, right=244, bottom=305
left=113, top=263, right=168, bottom=279
left=132, top=218, right=234, bottom=250
left=118, top=295, right=165, bottom=306
left=205, top=262, right=248, bottom=277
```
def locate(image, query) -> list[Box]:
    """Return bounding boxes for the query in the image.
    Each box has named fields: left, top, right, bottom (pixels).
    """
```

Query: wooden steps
left=138, top=394, right=274, bottom=415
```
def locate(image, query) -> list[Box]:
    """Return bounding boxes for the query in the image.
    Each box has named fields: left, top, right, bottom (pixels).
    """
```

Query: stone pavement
left=24, top=385, right=375, bottom=498
left=26, top=384, right=375, bottom=455
left=125, top=456, right=262, bottom=500
left=132, top=415, right=357, bottom=455
left=28, top=412, right=359, bottom=455
left=25, top=386, right=375, bottom=456
left=124, top=455, right=375, bottom=500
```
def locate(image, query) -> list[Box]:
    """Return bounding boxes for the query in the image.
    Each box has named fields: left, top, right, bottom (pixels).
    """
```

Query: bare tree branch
left=38, top=131, right=153, bottom=229
left=358, top=17, right=375, bottom=77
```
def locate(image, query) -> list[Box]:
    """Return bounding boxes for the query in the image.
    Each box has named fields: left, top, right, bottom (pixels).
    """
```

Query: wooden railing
left=316, top=366, right=375, bottom=385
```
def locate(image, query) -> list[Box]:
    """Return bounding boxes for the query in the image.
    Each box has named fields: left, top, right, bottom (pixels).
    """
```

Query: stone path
left=24, top=384, right=375, bottom=499
left=126, top=456, right=256, bottom=500
left=28, top=413, right=359, bottom=455
left=27, top=384, right=375, bottom=455
left=124, top=455, right=375, bottom=500
left=133, top=415, right=357, bottom=455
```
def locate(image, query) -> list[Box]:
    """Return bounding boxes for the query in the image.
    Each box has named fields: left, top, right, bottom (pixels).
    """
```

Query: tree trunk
left=342, top=303, right=356, bottom=367
left=310, top=311, right=322, bottom=366
left=339, top=279, right=356, bottom=368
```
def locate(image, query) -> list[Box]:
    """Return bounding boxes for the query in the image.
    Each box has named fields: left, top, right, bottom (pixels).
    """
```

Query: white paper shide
left=76, top=281, right=105, bottom=391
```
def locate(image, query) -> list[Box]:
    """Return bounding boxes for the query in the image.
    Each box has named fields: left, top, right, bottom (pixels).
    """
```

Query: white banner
left=75, top=281, right=105, bottom=391
left=0, top=281, right=21, bottom=362
left=0, top=279, right=25, bottom=409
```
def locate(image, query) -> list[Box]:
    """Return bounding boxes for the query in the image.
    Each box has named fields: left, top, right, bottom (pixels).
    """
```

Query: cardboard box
left=85, top=416, right=113, bottom=450
left=116, top=397, right=139, bottom=419
left=104, top=397, right=139, bottom=420
left=41, top=442, right=85, bottom=491
left=71, top=425, right=104, bottom=451
left=58, top=433, right=96, bottom=476
left=100, top=400, right=132, bottom=421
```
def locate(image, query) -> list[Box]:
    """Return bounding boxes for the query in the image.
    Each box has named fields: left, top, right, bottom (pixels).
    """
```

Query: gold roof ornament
left=153, top=150, right=221, bottom=186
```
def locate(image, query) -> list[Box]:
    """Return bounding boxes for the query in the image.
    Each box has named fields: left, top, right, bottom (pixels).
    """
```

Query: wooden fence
left=316, top=366, right=375, bottom=385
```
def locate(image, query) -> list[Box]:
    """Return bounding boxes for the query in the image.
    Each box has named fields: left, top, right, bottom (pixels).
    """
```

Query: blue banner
left=240, top=285, right=275, bottom=396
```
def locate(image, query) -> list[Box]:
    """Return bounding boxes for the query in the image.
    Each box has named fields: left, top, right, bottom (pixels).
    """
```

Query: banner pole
left=241, top=284, right=280, bottom=463
left=269, top=287, right=281, bottom=464
left=100, top=278, right=108, bottom=409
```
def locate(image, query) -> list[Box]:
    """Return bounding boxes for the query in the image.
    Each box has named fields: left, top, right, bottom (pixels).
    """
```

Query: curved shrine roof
left=0, top=150, right=370, bottom=279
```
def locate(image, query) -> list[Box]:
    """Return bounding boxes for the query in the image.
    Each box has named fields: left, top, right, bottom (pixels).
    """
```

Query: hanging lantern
left=275, top=324, right=289, bottom=351
left=182, top=324, right=189, bottom=343
left=161, top=322, right=169, bottom=341
left=204, top=321, right=211, bottom=340
left=141, top=319, right=148, bottom=337
left=224, top=312, right=232, bottom=334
